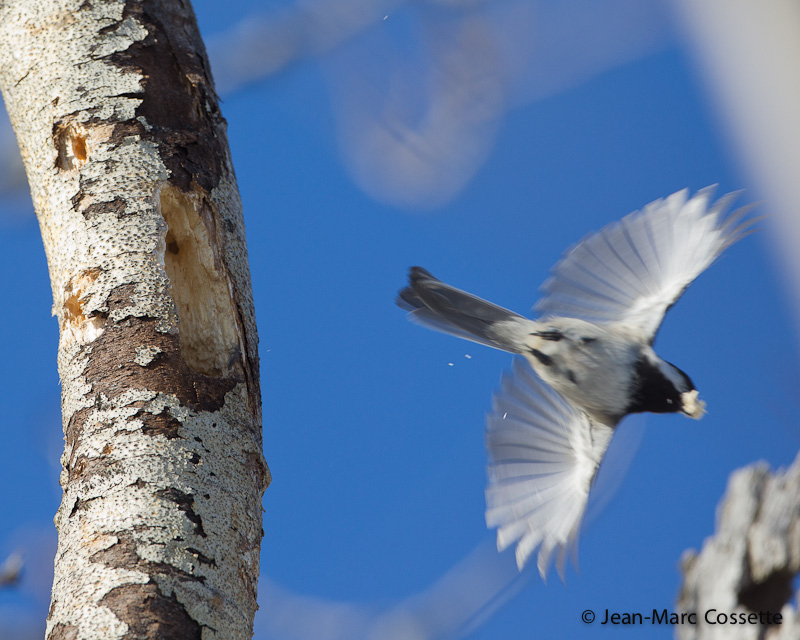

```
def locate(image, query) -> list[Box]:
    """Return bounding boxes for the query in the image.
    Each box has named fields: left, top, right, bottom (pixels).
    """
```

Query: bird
left=397, top=186, right=755, bottom=579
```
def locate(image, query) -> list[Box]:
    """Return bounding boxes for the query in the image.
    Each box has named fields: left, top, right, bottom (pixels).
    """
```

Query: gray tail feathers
left=397, top=267, right=528, bottom=353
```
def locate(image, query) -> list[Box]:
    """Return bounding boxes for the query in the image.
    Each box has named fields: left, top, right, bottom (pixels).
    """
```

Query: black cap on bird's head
left=627, top=355, right=705, bottom=419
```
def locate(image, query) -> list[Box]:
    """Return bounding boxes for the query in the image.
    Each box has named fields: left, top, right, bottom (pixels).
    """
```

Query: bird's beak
left=680, top=390, right=706, bottom=419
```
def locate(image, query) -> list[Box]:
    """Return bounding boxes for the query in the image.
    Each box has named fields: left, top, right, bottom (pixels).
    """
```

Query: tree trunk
left=677, top=453, right=800, bottom=640
left=0, top=1, right=269, bottom=638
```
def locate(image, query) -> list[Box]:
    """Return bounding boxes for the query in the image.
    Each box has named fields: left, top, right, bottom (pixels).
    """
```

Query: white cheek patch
left=681, top=390, right=706, bottom=419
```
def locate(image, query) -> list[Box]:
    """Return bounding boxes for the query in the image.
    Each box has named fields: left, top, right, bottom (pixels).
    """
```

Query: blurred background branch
left=672, top=0, right=800, bottom=340
left=0, top=553, right=22, bottom=589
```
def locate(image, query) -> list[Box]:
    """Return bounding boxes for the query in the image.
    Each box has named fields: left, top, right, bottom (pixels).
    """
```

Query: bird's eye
left=580, top=336, right=596, bottom=346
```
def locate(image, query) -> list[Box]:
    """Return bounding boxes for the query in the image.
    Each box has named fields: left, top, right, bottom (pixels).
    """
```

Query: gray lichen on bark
left=678, top=453, right=800, bottom=640
left=0, top=1, right=269, bottom=638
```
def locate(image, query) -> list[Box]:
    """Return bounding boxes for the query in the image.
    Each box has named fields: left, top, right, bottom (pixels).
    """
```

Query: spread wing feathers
left=397, top=267, right=532, bottom=353
left=535, top=186, right=756, bottom=342
left=484, top=359, right=614, bottom=579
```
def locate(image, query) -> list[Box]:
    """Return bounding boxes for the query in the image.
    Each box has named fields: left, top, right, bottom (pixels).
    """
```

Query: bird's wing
left=485, top=359, right=614, bottom=579
left=534, top=186, right=756, bottom=342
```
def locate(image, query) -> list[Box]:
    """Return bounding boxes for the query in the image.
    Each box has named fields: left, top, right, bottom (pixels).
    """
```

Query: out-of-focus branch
left=208, top=0, right=671, bottom=209
left=677, top=453, right=800, bottom=640
left=671, top=0, right=800, bottom=335
left=0, top=552, right=23, bottom=588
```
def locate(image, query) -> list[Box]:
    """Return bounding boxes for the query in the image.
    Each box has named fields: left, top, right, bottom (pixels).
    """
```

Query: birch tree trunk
left=0, top=1, right=270, bottom=638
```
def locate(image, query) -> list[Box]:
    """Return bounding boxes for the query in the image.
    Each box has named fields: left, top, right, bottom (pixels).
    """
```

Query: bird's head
left=628, top=351, right=705, bottom=419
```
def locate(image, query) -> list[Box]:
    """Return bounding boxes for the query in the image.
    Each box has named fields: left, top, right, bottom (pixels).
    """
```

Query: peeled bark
left=0, top=1, right=269, bottom=638
left=677, top=453, right=800, bottom=640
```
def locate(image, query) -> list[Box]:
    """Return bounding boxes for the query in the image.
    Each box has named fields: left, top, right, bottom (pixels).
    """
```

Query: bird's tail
left=397, top=267, right=531, bottom=353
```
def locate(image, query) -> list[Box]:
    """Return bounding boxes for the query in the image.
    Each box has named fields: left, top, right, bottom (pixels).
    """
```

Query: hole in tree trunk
left=160, top=185, right=240, bottom=377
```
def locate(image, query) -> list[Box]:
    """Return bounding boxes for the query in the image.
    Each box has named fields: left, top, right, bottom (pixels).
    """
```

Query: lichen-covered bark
left=677, top=453, right=800, bottom=640
left=0, top=1, right=269, bottom=638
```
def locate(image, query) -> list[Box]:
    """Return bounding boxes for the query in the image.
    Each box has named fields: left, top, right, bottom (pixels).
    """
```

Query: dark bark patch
left=108, top=119, right=148, bottom=149
left=100, top=583, right=201, bottom=640
left=82, top=283, right=239, bottom=414
left=89, top=533, right=209, bottom=594
left=738, top=568, right=794, bottom=620
left=47, top=623, right=79, bottom=640
left=138, top=410, right=182, bottom=440
left=82, top=197, right=127, bottom=219
left=70, top=455, right=93, bottom=479
left=91, top=535, right=142, bottom=568
left=81, top=314, right=238, bottom=412
left=79, top=454, right=112, bottom=476
left=90, top=533, right=208, bottom=584
left=108, top=1, right=225, bottom=194
left=247, top=450, right=271, bottom=490
left=67, top=452, right=117, bottom=485
left=185, top=547, right=216, bottom=566
left=69, top=495, right=100, bottom=518
left=155, top=487, right=206, bottom=538
left=66, top=406, right=93, bottom=451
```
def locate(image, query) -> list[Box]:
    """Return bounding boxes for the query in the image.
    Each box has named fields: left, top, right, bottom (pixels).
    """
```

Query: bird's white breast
left=521, top=318, right=645, bottom=425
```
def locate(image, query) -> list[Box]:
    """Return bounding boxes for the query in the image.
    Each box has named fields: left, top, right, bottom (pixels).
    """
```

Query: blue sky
left=0, top=1, right=797, bottom=638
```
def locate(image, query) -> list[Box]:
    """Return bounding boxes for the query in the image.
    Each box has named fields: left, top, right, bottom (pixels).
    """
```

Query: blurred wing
left=535, top=186, right=756, bottom=341
left=485, top=359, right=614, bottom=579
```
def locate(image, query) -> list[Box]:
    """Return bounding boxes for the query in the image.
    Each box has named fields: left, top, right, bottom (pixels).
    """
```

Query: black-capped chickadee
left=397, top=187, right=755, bottom=579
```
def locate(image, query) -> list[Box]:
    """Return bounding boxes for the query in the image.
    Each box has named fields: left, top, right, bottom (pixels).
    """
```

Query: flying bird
left=397, top=186, right=755, bottom=579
